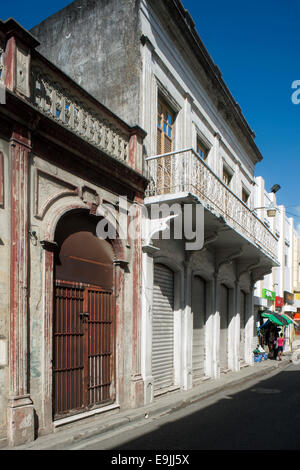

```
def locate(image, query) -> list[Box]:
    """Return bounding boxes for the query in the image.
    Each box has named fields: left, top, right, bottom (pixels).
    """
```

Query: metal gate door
left=220, top=284, right=229, bottom=371
left=192, top=276, right=206, bottom=382
left=152, top=264, right=175, bottom=394
left=53, top=281, right=113, bottom=419
left=239, top=290, right=246, bottom=362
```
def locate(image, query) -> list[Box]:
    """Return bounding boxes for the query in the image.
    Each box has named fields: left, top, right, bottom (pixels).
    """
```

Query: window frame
left=241, top=187, right=250, bottom=205
left=157, top=96, right=176, bottom=156
left=222, top=163, right=233, bottom=187
left=196, top=136, right=208, bottom=160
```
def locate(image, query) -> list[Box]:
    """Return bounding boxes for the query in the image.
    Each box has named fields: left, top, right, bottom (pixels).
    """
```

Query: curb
left=8, top=357, right=292, bottom=450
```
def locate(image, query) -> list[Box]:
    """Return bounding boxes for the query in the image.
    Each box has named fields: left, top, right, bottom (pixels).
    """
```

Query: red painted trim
left=5, top=36, right=16, bottom=92
left=0, top=152, right=3, bottom=207
left=128, top=134, right=137, bottom=169
left=9, top=129, right=30, bottom=397
left=131, top=196, right=143, bottom=378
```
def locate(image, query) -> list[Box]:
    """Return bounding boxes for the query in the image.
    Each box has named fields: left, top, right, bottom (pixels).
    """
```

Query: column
left=245, top=286, right=255, bottom=365
left=130, top=197, right=145, bottom=408
left=182, top=263, right=192, bottom=390
left=234, top=281, right=241, bottom=372
left=7, top=125, right=34, bottom=446
left=141, top=245, right=158, bottom=404
left=212, top=274, right=221, bottom=379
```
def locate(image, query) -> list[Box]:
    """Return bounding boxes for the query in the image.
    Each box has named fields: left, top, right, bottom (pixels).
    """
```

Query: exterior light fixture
left=251, top=203, right=277, bottom=218
left=270, top=184, right=281, bottom=194
left=266, top=205, right=277, bottom=218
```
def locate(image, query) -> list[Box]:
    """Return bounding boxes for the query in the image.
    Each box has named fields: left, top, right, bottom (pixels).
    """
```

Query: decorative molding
left=216, top=247, right=244, bottom=275
left=40, top=240, right=58, bottom=252
left=113, top=259, right=129, bottom=270
left=34, top=168, right=78, bottom=220
left=80, top=185, right=100, bottom=206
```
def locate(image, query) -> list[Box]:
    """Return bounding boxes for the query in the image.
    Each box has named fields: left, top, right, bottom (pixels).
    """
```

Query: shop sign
left=275, top=296, right=284, bottom=308
left=284, top=291, right=294, bottom=305
left=262, top=288, right=276, bottom=301
left=296, top=293, right=300, bottom=301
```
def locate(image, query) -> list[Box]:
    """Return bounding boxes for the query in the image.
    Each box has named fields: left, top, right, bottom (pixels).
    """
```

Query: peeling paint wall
left=0, top=139, right=10, bottom=442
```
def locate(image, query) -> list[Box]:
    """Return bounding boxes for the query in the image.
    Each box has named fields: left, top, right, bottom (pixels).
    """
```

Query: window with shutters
left=242, top=188, right=250, bottom=205
left=222, top=165, right=233, bottom=187
left=157, top=97, right=175, bottom=155
left=196, top=137, right=208, bottom=160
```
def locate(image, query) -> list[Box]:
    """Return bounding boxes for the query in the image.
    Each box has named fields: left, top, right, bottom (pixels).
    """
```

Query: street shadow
left=112, top=365, right=300, bottom=451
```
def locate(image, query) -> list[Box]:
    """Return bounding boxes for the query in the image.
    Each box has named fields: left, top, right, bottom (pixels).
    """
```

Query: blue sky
left=1, top=0, right=299, bottom=226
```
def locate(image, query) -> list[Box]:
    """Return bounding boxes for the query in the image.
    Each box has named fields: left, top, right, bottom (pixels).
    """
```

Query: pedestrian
left=273, top=336, right=278, bottom=360
left=277, top=333, right=284, bottom=361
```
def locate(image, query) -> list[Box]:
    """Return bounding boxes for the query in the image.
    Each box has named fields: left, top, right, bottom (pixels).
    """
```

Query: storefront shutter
left=152, top=264, right=175, bottom=393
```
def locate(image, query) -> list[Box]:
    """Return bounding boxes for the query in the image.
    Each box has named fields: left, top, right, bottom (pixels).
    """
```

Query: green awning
left=281, top=313, right=294, bottom=325
left=261, top=311, right=291, bottom=326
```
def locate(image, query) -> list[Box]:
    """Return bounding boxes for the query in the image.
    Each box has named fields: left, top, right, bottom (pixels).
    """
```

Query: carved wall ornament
left=34, top=169, right=78, bottom=220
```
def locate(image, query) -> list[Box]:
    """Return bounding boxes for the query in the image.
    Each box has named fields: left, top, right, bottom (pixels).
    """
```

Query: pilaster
left=141, top=243, right=159, bottom=404
left=7, top=125, right=34, bottom=446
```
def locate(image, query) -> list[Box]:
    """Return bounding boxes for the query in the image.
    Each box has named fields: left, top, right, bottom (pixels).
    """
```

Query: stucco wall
left=27, top=152, right=141, bottom=433
left=31, top=0, right=142, bottom=127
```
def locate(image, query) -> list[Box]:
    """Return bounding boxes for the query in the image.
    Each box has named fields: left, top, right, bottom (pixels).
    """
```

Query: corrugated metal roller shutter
left=192, top=276, right=206, bottom=382
left=220, top=284, right=229, bottom=371
left=152, top=263, right=175, bottom=393
left=239, top=291, right=246, bottom=361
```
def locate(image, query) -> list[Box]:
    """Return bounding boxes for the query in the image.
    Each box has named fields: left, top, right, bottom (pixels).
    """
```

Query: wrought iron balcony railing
left=146, top=148, right=278, bottom=261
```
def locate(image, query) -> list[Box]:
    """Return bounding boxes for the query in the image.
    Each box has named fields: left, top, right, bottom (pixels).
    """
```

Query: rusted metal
left=53, top=282, right=114, bottom=418
left=53, top=214, right=115, bottom=419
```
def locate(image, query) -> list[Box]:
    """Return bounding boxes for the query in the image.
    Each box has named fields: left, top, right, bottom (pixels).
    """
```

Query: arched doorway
left=53, top=211, right=115, bottom=419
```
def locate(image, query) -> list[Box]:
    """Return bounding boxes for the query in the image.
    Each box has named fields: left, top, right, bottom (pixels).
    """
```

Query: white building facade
left=254, top=176, right=299, bottom=350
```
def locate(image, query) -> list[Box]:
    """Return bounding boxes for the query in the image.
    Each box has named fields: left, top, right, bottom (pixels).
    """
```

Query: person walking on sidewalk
left=277, top=333, right=285, bottom=361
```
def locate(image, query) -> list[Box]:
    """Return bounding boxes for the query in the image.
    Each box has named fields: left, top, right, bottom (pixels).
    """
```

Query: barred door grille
left=53, top=281, right=113, bottom=419
left=86, top=287, right=113, bottom=407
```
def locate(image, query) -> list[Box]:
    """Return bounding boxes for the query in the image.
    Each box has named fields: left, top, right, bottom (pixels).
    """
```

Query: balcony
left=146, top=148, right=278, bottom=263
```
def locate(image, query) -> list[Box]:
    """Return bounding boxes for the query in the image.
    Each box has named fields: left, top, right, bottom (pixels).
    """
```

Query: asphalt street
left=69, top=362, right=300, bottom=451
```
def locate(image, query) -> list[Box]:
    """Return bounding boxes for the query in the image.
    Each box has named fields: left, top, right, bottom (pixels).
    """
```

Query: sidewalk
left=5, top=354, right=292, bottom=451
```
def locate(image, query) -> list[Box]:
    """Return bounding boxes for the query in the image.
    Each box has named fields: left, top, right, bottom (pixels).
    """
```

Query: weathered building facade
left=0, top=0, right=282, bottom=447
left=31, top=0, right=279, bottom=403
left=0, top=18, right=147, bottom=447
